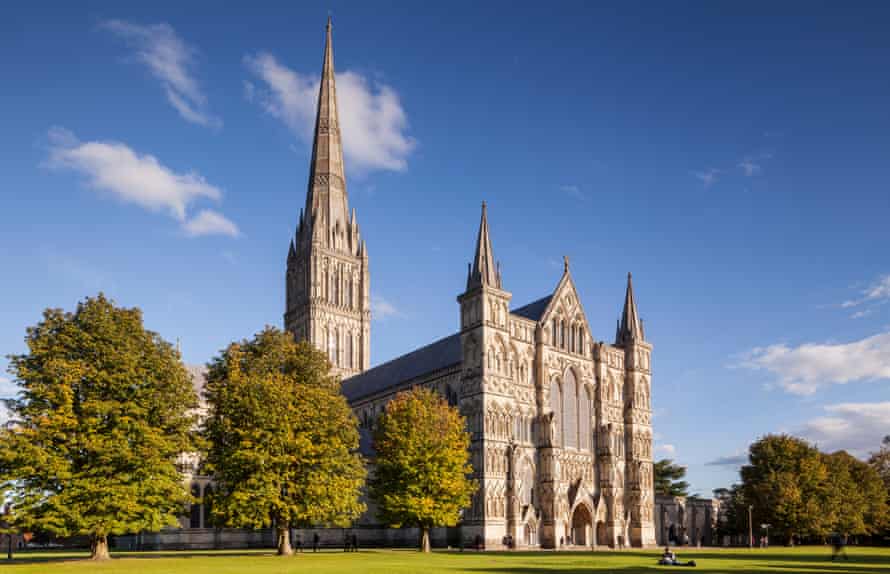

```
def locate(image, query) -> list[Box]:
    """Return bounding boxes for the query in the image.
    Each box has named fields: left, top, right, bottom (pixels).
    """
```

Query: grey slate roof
left=511, top=295, right=552, bottom=322
left=341, top=332, right=462, bottom=402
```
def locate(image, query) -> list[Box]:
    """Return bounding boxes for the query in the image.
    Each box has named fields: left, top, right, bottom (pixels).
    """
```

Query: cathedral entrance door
left=571, top=505, right=593, bottom=547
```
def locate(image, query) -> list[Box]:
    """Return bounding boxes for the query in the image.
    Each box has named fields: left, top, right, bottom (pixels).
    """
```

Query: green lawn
left=1, top=546, right=888, bottom=573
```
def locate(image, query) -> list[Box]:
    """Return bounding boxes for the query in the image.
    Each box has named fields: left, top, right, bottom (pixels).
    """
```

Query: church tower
left=457, top=203, right=513, bottom=546
left=616, top=273, right=656, bottom=547
left=285, top=18, right=370, bottom=379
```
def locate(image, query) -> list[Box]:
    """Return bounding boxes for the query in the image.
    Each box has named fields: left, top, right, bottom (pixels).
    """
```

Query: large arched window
left=549, top=379, right=562, bottom=446
left=560, top=320, right=566, bottom=348
left=564, top=370, right=578, bottom=448
left=346, top=332, right=354, bottom=368
left=580, top=386, right=591, bottom=451
left=551, top=321, right=558, bottom=346
left=328, top=327, right=337, bottom=364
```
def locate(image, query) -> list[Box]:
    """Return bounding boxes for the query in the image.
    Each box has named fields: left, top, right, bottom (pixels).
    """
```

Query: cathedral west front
left=284, top=19, right=657, bottom=549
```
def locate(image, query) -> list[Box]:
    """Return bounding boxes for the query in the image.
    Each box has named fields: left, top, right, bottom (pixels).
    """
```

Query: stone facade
left=345, top=206, right=656, bottom=549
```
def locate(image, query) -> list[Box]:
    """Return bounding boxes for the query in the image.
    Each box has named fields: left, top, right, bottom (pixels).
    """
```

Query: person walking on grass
left=831, top=533, right=848, bottom=562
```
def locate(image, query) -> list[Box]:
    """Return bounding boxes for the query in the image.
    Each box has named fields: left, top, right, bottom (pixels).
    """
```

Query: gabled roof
left=511, top=295, right=553, bottom=322
left=341, top=332, right=462, bottom=402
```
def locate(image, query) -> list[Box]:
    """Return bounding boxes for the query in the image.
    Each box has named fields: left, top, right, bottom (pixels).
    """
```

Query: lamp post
left=747, top=505, right=753, bottom=549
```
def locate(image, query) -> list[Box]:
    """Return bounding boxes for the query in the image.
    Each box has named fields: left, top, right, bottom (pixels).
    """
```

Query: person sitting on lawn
left=661, top=546, right=678, bottom=565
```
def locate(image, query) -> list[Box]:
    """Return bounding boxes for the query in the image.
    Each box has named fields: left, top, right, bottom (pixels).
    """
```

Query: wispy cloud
left=559, top=184, right=588, bottom=201
left=737, top=152, right=773, bottom=177
left=691, top=168, right=720, bottom=188
left=183, top=210, right=240, bottom=238
left=842, top=274, right=890, bottom=310
left=739, top=332, right=890, bottom=395
left=244, top=52, right=415, bottom=173
left=102, top=20, right=221, bottom=129
left=705, top=453, right=748, bottom=467
left=800, top=402, right=890, bottom=456
left=45, top=127, right=238, bottom=238
left=371, top=294, right=400, bottom=320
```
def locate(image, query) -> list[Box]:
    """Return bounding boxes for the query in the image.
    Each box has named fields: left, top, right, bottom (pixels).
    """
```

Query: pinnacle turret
left=616, top=272, right=644, bottom=346
left=467, top=202, right=501, bottom=290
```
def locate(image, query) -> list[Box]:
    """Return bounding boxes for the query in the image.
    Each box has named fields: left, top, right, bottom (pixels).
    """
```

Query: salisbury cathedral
left=133, top=20, right=656, bottom=551
left=282, top=20, right=656, bottom=550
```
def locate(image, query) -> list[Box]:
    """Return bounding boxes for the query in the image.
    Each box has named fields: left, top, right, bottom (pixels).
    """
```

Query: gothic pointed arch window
left=328, top=327, right=337, bottom=364
left=551, top=320, right=558, bottom=346
left=560, top=320, right=566, bottom=349
left=580, top=386, right=591, bottom=451
left=346, top=331, right=354, bottom=368
left=564, top=370, right=578, bottom=448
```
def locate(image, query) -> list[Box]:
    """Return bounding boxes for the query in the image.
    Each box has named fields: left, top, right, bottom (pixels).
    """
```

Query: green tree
left=654, top=459, right=690, bottom=497
left=369, top=387, right=476, bottom=552
left=202, top=327, right=365, bottom=556
left=868, top=436, right=890, bottom=495
left=0, top=294, right=197, bottom=560
left=740, top=434, right=829, bottom=544
left=824, top=450, right=888, bottom=538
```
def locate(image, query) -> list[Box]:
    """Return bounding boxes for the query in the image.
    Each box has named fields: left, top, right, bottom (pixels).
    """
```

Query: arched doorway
left=571, top=505, right=593, bottom=547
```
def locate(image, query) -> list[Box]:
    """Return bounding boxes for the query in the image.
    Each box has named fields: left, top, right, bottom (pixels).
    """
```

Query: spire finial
left=466, top=202, right=498, bottom=290
left=564, top=255, right=570, bottom=273
left=616, top=271, right=644, bottom=346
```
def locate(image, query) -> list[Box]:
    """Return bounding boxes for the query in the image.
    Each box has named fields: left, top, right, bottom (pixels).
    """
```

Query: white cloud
left=244, top=52, right=415, bottom=173
left=183, top=210, right=240, bottom=238
left=691, top=168, right=719, bottom=188
left=45, top=127, right=238, bottom=237
left=656, top=444, right=676, bottom=456
left=800, top=402, right=890, bottom=456
left=371, top=294, right=399, bottom=320
left=740, top=332, right=890, bottom=395
left=103, top=20, right=221, bottom=129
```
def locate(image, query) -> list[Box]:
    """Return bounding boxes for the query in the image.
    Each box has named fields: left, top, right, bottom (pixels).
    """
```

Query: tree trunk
left=277, top=526, right=293, bottom=556
left=90, top=534, right=111, bottom=560
left=420, top=526, right=431, bottom=553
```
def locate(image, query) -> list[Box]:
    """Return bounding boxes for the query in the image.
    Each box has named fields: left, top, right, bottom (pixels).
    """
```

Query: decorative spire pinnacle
left=563, top=255, right=570, bottom=273
left=466, top=202, right=501, bottom=290
left=301, top=16, right=350, bottom=251
left=616, top=272, right=644, bottom=346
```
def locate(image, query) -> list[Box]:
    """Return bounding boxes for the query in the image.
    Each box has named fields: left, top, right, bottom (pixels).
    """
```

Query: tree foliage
left=740, top=435, right=829, bottom=543
left=729, top=434, right=889, bottom=544
left=868, top=436, right=890, bottom=497
left=202, top=327, right=365, bottom=555
left=369, top=387, right=476, bottom=552
left=654, top=459, right=690, bottom=497
left=0, top=294, right=197, bottom=559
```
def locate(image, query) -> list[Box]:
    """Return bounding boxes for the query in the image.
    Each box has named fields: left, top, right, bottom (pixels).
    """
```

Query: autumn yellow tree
left=369, top=387, right=475, bottom=552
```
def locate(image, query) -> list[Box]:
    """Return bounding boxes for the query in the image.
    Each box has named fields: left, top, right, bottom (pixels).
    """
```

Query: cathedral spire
left=302, top=16, right=350, bottom=249
left=467, top=202, right=501, bottom=290
left=616, top=272, right=644, bottom=346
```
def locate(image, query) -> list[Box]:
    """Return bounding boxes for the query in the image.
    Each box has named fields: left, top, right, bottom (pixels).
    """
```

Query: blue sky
left=2, top=0, right=890, bottom=495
